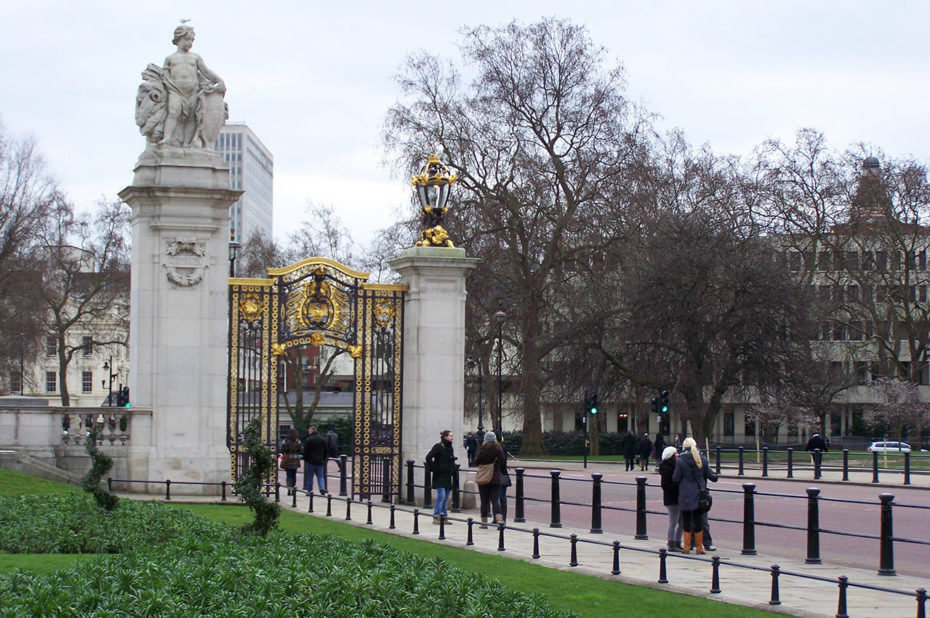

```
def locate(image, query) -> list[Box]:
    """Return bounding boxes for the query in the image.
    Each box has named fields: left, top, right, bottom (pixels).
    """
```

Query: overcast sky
left=2, top=1, right=928, bottom=248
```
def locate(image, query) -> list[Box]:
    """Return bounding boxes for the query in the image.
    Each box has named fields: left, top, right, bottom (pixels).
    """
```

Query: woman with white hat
left=659, top=445, right=683, bottom=551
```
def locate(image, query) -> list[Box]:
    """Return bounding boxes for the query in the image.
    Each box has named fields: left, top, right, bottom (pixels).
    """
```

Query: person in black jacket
left=303, top=425, right=328, bottom=494
left=425, top=430, right=455, bottom=525
left=474, top=431, right=506, bottom=527
left=659, top=446, right=682, bottom=551
left=638, top=433, right=653, bottom=471
left=672, top=437, right=718, bottom=554
left=620, top=431, right=637, bottom=471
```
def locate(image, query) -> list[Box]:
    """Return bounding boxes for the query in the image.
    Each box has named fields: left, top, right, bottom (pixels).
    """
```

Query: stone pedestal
left=388, top=247, right=479, bottom=487
left=118, top=149, right=242, bottom=493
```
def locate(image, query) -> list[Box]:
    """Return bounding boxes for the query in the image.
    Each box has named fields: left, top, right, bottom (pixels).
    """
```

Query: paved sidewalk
left=207, top=483, right=927, bottom=618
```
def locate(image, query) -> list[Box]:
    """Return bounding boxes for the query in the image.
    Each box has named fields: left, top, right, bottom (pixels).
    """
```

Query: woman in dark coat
left=672, top=437, right=718, bottom=553
left=280, top=428, right=302, bottom=495
left=658, top=446, right=682, bottom=551
left=424, top=429, right=455, bottom=525
left=473, top=431, right=505, bottom=527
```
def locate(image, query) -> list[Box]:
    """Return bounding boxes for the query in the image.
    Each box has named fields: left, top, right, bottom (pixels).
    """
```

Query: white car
left=867, top=441, right=912, bottom=454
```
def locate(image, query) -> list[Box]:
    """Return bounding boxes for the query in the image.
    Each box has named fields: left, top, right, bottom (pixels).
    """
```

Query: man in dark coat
left=425, top=430, right=455, bottom=525
left=805, top=432, right=828, bottom=465
left=303, top=425, right=328, bottom=494
left=621, top=431, right=637, bottom=471
left=464, top=432, right=478, bottom=466
left=638, top=433, right=653, bottom=471
left=325, top=426, right=340, bottom=477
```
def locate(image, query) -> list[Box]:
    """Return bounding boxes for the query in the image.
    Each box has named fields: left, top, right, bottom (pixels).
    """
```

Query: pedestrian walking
left=424, top=429, right=455, bottom=525
left=653, top=433, right=666, bottom=470
left=325, top=425, right=340, bottom=477
left=805, top=431, right=828, bottom=465
left=464, top=432, right=478, bottom=466
left=659, top=445, right=683, bottom=551
left=473, top=431, right=506, bottom=527
left=621, top=431, right=637, bottom=471
left=498, top=437, right=512, bottom=522
left=638, top=432, right=652, bottom=471
left=302, top=425, right=328, bottom=494
left=672, top=437, right=718, bottom=554
left=280, top=428, right=302, bottom=495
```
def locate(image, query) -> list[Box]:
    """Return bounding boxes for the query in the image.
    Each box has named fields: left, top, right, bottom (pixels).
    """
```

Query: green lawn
left=0, top=469, right=777, bottom=617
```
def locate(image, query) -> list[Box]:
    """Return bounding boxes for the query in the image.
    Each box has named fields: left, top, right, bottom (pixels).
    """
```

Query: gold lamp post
left=411, top=153, right=458, bottom=247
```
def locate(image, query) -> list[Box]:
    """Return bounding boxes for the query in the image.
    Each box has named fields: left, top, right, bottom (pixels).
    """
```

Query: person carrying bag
left=473, top=431, right=505, bottom=527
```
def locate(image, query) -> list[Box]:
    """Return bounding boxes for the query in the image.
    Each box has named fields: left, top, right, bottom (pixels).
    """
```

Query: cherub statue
left=135, top=24, right=227, bottom=149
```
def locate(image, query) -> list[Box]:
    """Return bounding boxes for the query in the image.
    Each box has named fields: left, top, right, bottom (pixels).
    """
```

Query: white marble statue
left=135, top=24, right=227, bottom=149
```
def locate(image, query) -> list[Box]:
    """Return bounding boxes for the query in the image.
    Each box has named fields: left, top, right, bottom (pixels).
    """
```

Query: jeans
left=433, top=486, right=450, bottom=517
left=305, top=462, right=326, bottom=493
left=666, top=504, right=682, bottom=543
left=284, top=467, right=297, bottom=489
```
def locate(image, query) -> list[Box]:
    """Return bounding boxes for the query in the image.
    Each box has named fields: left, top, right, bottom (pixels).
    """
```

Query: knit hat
left=661, top=446, right=678, bottom=461
left=482, top=431, right=497, bottom=444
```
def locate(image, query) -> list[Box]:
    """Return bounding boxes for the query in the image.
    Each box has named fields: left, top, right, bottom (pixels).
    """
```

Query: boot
left=479, top=516, right=488, bottom=529
left=442, top=516, right=453, bottom=526
left=432, top=516, right=441, bottom=525
left=666, top=541, right=678, bottom=552
left=681, top=532, right=692, bottom=554
left=694, top=531, right=706, bottom=554
left=494, top=513, right=504, bottom=524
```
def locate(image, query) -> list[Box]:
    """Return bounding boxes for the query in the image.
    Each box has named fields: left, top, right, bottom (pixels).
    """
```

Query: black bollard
left=532, top=528, right=541, bottom=559
left=514, top=468, right=526, bottom=523
left=274, top=482, right=281, bottom=503
left=423, top=464, right=432, bottom=508
left=389, top=504, right=395, bottom=529
left=872, top=450, right=879, bottom=483
left=612, top=541, right=621, bottom=575
left=916, top=588, right=927, bottom=618
left=635, top=476, right=648, bottom=539
left=466, top=518, right=474, bottom=545
left=658, top=548, right=668, bottom=584
left=738, top=446, right=745, bottom=476
left=326, top=493, right=333, bottom=517
left=878, top=493, right=896, bottom=576
left=340, top=454, right=348, bottom=497
left=769, top=565, right=781, bottom=605
left=569, top=534, right=578, bottom=567
left=814, top=449, right=822, bottom=480
left=550, top=470, right=562, bottom=528
left=439, top=516, right=446, bottom=540
left=742, top=483, right=757, bottom=555
left=762, top=447, right=768, bottom=477
left=836, top=576, right=849, bottom=618
left=405, top=459, right=415, bottom=505
left=905, top=452, right=911, bottom=486
left=591, top=472, right=603, bottom=534
left=308, top=491, right=314, bottom=513
left=787, top=448, right=793, bottom=478
left=221, top=480, right=227, bottom=502
left=413, top=508, right=420, bottom=535
left=366, top=500, right=373, bottom=525
left=497, top=522, right=505, bottom=552
left=715, top=446, right=721, bottom=475
left=451, top=463, right=461, bottom=512
left=710, top=556, right=721, bottom=594
left=805, top=487, right=821, bottom=564
left=842, top=449, right=849, bottom=481
left=345, top=497, right=352, bottom=521
left=165, top=479, right=171, bottom=501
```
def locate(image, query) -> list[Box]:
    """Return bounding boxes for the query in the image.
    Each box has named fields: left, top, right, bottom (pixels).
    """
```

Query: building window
left=9, top=372, right=21, bottom=394
left=45, top=371, right=56, bottom=393
left=723, top=412, right=734, bottom=437
left=82, top=336, right=94, bottom=357
left=82, top=371, right=93, bottom=393
left=855, top=362, right=869, bottom=385
left=45, top=336, right=56, bottom=357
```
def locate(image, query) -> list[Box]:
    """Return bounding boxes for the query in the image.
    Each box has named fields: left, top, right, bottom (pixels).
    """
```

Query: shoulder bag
left=475, top=462, right=495, bottom=486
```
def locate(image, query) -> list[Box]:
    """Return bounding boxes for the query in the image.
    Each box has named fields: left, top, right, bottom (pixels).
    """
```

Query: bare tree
left=238, top=231, right=290, bottom=278
left=37, top=198, right=130, bottom=405
left=289, top=202, right=359, bottom=269
left=384, top=18, right=649, bottom=454
left=871, top=377, right=930, bottom=444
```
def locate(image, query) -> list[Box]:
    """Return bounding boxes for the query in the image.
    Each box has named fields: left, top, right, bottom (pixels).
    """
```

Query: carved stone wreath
left=163, top=238, right=208, bottom=287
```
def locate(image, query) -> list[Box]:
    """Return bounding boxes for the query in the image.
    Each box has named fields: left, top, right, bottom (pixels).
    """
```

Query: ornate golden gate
left=227, top=257, right=405, bottom=499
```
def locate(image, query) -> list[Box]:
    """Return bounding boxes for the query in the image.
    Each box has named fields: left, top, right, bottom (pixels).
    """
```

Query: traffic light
left=588, top=393, right=598, bottom=415
left=117, top=386, right=130, bottom=408
left=650, top=396, right=659, bottom=414
left=658, top=389, right=670, bottom=414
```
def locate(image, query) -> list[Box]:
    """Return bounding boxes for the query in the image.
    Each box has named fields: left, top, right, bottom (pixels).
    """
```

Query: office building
left=213, top=123, right=274, bottom=250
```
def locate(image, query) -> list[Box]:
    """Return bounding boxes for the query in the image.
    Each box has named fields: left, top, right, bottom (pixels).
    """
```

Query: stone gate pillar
left=119, top=151, right=242, bottom=493
left=388, top=247, right=478, bottom=480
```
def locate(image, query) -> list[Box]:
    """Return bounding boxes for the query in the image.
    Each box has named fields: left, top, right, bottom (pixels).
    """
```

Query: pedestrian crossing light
left=589, top=393, right=598, bottom=415
left=658, top=389, right=670, bottom=414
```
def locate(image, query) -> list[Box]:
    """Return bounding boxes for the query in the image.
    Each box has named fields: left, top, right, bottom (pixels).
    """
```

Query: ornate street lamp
left=410, top=153, right=458, bottom=247
left=466, top=355, right=484, bottom=441
left=102, top=358, right=118, bottom=406
left=18, top=334, right=24, bottom=395
left=228, top=241, right=241, bottom=277
left=495, top=310, right=506, bottom=436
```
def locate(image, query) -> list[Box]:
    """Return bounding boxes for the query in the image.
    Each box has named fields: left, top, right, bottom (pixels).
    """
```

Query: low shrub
left=0, top=498, right=570, bottom=617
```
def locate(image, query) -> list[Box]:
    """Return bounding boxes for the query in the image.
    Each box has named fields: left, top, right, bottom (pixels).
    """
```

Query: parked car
left=867, top=441, right=911, bottom=454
